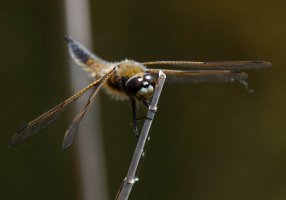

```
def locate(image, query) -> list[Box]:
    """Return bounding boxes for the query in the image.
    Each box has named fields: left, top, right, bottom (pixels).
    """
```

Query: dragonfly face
left=9, top=36, right=272, bottom=148
left=125, top=73, right=156, bottom=101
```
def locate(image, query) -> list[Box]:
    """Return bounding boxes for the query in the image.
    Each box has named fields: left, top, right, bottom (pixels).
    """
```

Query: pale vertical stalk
left=64, top=0, right=109, bottom=200
left=116, top=71, right=166, bottom=200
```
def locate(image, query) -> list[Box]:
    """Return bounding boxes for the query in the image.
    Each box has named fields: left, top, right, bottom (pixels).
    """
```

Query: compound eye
left=143, top=74, right=156, bottom=86
left=126, top=76, right=144, bottom=95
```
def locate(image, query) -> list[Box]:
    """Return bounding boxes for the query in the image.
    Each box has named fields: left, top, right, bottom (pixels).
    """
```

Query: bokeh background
left=1, top=0, right=285, bottom=199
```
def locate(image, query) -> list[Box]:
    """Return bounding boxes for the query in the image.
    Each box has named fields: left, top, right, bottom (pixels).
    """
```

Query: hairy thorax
left=98, top=60, right=148, bottom=100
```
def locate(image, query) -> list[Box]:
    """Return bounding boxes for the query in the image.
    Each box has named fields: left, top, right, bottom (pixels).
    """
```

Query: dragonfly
left=9, top=36, right=272, bottom=149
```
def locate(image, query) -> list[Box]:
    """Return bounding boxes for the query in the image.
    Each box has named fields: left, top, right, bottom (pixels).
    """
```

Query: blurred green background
left=1, top=0, right=285, bottom=199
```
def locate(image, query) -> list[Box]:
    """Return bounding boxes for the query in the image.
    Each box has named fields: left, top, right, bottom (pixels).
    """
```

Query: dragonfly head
left=126, top=73, right=156, bottom=101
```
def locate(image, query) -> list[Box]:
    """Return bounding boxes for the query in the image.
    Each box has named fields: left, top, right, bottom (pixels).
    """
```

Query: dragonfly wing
left=62, top=66, right=116, bottom=149
left=143, top=61, right=272, bottom=70
left=148, top=69, right=248, bottom=83
left=9, top=66, right=117, bottom=148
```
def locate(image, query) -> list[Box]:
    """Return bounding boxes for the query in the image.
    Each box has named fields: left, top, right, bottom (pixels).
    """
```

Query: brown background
left=1, top=0, right=285, bottom=199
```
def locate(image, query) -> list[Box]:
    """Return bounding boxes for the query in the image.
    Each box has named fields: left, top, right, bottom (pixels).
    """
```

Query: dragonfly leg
left=129, top=98, right=157, bottom=137
left=143, top=100, right=150, bottom=108
left=143, top=100, right=157, bottom=113
left=129, top=96, right=139, bottom=138
left=136, top=100, right=155, bottom=121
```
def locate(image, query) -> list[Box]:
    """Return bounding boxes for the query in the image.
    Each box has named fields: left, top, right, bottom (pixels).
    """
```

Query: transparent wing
left=148, top=69, right=248, bottom=83
left=143, top=61, right=272, bottom=70
left=9, top=67, right=117, bottom=147
left=61, top=66, right=115, bottom=148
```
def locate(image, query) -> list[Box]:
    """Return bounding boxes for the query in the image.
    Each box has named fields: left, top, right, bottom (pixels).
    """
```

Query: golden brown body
left=74, top=50, right=151, bottom=100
